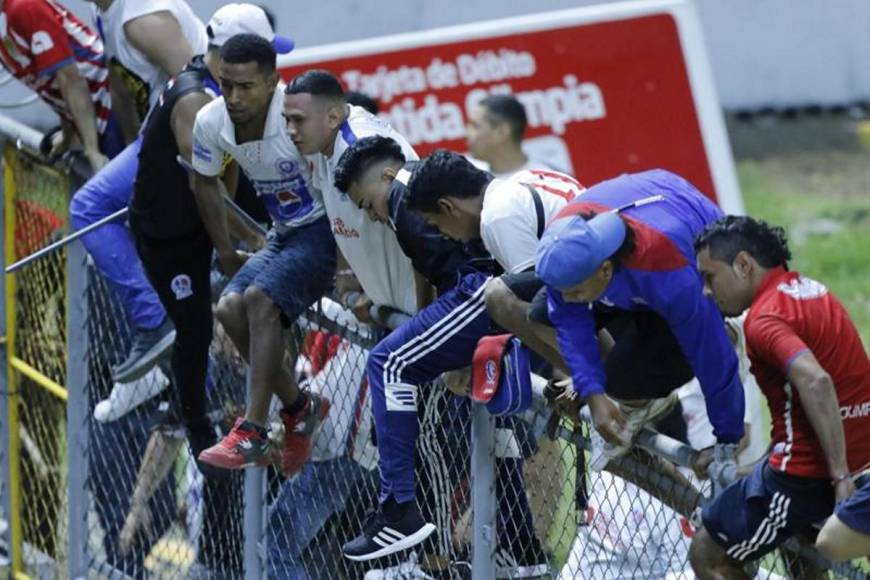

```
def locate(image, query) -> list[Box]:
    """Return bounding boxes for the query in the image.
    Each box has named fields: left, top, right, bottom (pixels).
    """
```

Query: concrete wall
left=4, top=0, right=869, bottom=130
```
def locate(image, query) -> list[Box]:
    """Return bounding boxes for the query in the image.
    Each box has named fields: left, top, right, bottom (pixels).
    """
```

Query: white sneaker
left=94, top=366, right=170, bottom=422
left=363, top=552, right=434, bottom=579
left=582, top=393, right=678, bottom=471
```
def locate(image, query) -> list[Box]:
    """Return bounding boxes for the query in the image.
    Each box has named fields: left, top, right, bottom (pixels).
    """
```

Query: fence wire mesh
left=3, top=147, right=70, bottom=578
left=2, top=142, right=869, bottom=580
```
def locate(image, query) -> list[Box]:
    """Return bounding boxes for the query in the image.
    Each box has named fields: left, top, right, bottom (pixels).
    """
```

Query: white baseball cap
left=206, top=3, right=295, bottom=54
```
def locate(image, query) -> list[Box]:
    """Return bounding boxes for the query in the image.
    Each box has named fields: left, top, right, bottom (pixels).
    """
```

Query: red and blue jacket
left=545, top=169, right=745, bottom=444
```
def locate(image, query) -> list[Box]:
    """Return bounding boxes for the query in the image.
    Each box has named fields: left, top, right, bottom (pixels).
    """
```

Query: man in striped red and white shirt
left=0, top=0, right=123, bottom=169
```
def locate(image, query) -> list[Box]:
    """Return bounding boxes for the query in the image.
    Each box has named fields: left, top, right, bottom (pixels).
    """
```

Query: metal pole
left=243, top=370, right=264, bottom=580
left=471, top=402, right=496, bottom=580
left=0, top=145, right=15, bottom=574
left=6, top=197, right=267, bottom=274
left=5, top=207, right=128, bottom=273
left=66, top=185, right=90, bottom=580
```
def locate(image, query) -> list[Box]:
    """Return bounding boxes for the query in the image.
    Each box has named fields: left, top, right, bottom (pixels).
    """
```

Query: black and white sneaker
left=343, top=502, right=436, bottom=561
left=494, top=536, right=549, bottom=578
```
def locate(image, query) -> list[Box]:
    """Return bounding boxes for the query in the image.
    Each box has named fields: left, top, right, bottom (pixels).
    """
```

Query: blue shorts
left=701, top=460, right=834, bottom=562
left=835, top=476, right=870, bottom=535
left=222, top=216, right=336, bottom=320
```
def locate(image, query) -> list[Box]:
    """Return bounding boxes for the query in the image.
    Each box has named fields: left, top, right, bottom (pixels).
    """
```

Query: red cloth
left=472, top=333, right=512, bottom=403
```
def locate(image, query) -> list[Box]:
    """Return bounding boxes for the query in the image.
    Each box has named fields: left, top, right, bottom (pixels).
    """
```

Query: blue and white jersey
left=192, top=84, right=325, bottom=229
left=312, top=105, right=418, bottom=314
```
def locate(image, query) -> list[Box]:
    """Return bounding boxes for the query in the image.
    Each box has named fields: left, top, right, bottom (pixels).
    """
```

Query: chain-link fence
left=1, top=113, right=869, bottom=580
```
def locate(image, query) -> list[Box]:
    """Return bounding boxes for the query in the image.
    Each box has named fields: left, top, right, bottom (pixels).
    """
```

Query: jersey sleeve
left=11, top=1, right=74, bottom=77
left=191, top=107, right=224, bottom=177
left=547, top=287, right=607, bottom=399
left=652, top=266, right=745, bottom=444
left=745, top=313, right=810, bottom=373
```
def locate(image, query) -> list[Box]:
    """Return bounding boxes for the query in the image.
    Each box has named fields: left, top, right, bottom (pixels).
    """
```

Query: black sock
left=284, top=391, right=308, bottom=416
left=382, top=496, right=410, bottom=521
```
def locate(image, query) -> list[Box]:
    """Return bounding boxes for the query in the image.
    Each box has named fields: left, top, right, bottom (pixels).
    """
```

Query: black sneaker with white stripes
left=343, top=501, right=436, bottom=561
left=495, top=535, right=549, bottom=578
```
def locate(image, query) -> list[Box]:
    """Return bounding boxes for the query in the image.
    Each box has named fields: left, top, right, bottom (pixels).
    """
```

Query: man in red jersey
left=690, top=215, right=870, bottom=579
left=0, top=0, right=122, bottom=168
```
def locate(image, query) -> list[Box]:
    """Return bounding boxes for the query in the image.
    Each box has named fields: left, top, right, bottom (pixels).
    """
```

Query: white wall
left=4, top=0, right=870, bottom=131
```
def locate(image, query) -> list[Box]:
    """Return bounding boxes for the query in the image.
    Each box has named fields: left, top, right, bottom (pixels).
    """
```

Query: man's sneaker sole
left=113, top=330, right=176, bottom=383
left=197, top=450, right=271, bottom=470
left=343, top=523, right=436, bottom=562
left=496, top=563, right=549, bottom=578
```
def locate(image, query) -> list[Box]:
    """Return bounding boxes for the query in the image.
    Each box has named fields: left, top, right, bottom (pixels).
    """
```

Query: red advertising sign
left=279, top=1, right=742, bottom=212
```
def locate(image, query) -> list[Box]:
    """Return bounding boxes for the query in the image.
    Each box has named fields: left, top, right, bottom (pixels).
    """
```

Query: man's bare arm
left=54, top=62, right=107, bottom=171
left=789, top=351, right=854, bottom=498
left=124, top=11, right=194, bottom=77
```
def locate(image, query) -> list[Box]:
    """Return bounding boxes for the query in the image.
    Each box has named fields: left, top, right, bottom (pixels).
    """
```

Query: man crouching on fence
left=531, top=170, right=745, bottom=472
left=689, top=216, right=870, bottom=579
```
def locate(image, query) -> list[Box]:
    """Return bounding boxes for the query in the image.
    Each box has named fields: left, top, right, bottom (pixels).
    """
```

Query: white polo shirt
left=480, top=169, right=585, bottom=274
left=312, top=105, right=419, bottom=315
left=192, top=85, right=325, bottom=230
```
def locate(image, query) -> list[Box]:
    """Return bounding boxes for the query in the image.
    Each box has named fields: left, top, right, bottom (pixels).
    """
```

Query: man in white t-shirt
left=71, top=0, right=208, bottom=384
left=90, top=0, right=207, bottom=135
left=466, top=94, right=561, bottom=178
left=324, top=149, right=579, bottom=562
left=191, top=35, right=333, bottom=477
left=283, top=70, right=419, bottom=317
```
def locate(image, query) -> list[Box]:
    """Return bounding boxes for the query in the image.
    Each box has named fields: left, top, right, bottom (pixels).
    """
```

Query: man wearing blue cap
left=535, top=169, right=745, bottom=472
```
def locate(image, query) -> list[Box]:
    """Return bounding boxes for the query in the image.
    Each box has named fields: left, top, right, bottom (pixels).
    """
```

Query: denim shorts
left=222, top=216, right=336, bottom=320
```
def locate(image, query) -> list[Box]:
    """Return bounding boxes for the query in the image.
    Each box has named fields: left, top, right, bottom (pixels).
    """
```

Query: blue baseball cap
left=536, top=211, right=626, bottom=291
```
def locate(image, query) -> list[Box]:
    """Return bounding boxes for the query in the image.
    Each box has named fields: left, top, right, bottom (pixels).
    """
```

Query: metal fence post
left=66, top=178, right=90, bottom=579
left=243, top=370, right=265, bottom=580
left=0, top=147, right=13, bottom=574
left=471, top=402, right=496, bottom=580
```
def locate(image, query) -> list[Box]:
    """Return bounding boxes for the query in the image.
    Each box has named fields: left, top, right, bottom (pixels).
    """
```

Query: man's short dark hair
left=480, top=95, right=527, bottom=142
left=694, top=215, right=792, bottom=269
left=334, top=135, right=405, bottom=193
left=285, top=69, right=344, bottom=99
left=345, top=91, right=379, bottom=115
left=406, top=150, right=492, bottom=213
left=219, top=33, right=276, bottom=73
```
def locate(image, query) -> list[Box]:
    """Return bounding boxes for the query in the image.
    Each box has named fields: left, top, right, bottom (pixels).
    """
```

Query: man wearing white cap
left=130, top=3, right=295, bottom=473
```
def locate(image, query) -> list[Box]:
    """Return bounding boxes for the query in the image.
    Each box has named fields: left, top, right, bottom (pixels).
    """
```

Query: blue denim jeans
left=70, top=135, right=166, bottom=330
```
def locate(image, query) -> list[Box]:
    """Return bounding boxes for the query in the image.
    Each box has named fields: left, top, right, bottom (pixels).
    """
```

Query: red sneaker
left=197, top=418, right=271, bottom=470
left=278, top=393, right=331, bottom=476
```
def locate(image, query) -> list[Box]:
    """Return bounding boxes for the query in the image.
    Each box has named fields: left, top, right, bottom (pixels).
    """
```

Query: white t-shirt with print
left=192, top=85, right=325, bottom=230
left=480, top=169, right=584, bottom=274
left=94, top=0, right=207, bottom=112
left=312, top=104, right=419, bottom=315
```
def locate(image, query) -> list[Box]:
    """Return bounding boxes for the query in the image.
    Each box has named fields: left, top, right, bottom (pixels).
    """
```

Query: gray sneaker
left=112, top=318, right=176, bottom=383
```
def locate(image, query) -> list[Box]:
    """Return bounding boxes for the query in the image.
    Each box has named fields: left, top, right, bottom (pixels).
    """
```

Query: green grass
left=738, top=160, right=870, bottom=347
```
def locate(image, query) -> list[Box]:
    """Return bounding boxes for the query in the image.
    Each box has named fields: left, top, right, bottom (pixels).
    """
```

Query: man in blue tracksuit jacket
left=536, top=169, right=745, bottom=471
